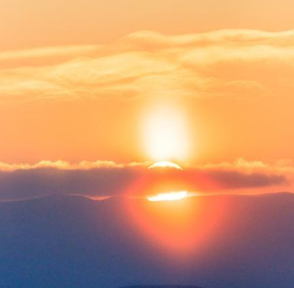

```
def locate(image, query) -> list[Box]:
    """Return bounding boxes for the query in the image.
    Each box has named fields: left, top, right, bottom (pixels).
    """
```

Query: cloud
left=2, top=29, right=294, bottom=103
left=0, top=158, right=291, bottom=202
left=0, top=45, right=99, bottom=67
left=0, top=160, right=145, bottom=172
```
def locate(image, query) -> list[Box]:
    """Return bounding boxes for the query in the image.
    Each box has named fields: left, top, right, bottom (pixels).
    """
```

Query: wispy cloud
left=2, top=29, right=294, bottom=103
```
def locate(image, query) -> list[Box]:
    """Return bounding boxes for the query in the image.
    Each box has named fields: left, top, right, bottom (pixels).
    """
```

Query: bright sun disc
left=147, top=191, right=188, bottom=202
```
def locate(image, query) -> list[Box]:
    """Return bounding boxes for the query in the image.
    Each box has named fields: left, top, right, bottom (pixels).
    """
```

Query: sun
left=146, top=161, right=188, bottom=202
left=147, top=191, right=188, bottom=202
left=143, top=105, right=190, bottom=162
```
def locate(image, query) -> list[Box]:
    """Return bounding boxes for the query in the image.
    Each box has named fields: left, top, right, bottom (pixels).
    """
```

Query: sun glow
left=147, top=191, right=188, bottom=202
left=144, top=105, right=189, bottom=161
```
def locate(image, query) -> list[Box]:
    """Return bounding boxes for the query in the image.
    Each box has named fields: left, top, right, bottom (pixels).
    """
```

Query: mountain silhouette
left=0, top=193, right=294, bottom=288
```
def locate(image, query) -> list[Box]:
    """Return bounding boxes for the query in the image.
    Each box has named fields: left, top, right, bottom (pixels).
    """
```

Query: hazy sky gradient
left=2, top=0, right=294, bottom=50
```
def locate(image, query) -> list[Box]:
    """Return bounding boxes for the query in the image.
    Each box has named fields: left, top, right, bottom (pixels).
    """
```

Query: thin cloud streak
left=2, top=29, right=294, bottom=103
left=0, top=160, right=146, bottom=172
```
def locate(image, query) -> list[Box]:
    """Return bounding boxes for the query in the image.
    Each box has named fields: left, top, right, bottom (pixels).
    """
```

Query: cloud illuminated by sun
left=148, top=161, right=183, bottom=170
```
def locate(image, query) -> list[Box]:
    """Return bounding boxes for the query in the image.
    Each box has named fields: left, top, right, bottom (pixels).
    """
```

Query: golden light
left=125, top=192, right=228, bottom=255
left=148, top=161, right=183, bottom=170
left=147, top=191, right=188, bottom=202
left=143, top=105, right=190, bottom=162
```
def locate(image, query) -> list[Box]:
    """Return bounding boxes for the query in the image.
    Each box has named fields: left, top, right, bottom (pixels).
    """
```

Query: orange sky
left=2, top=0, right=294, bottom=50
left=1, top=0, right=294, bottom=167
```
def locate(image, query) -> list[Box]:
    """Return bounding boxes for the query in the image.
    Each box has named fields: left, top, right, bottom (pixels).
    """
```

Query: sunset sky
left=1, top=0, right=294, bottom=196
left=1, top=1, right=294, bottom=288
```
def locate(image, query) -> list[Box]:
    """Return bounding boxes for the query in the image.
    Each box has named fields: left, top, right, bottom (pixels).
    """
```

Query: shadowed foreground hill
left=0, top=193, right=293, bottom=288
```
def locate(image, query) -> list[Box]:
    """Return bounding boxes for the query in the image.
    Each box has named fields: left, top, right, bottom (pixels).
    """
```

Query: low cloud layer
left=2, top=29, right=294, bottom=103
left=0, top=159, right=291, bottom=202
